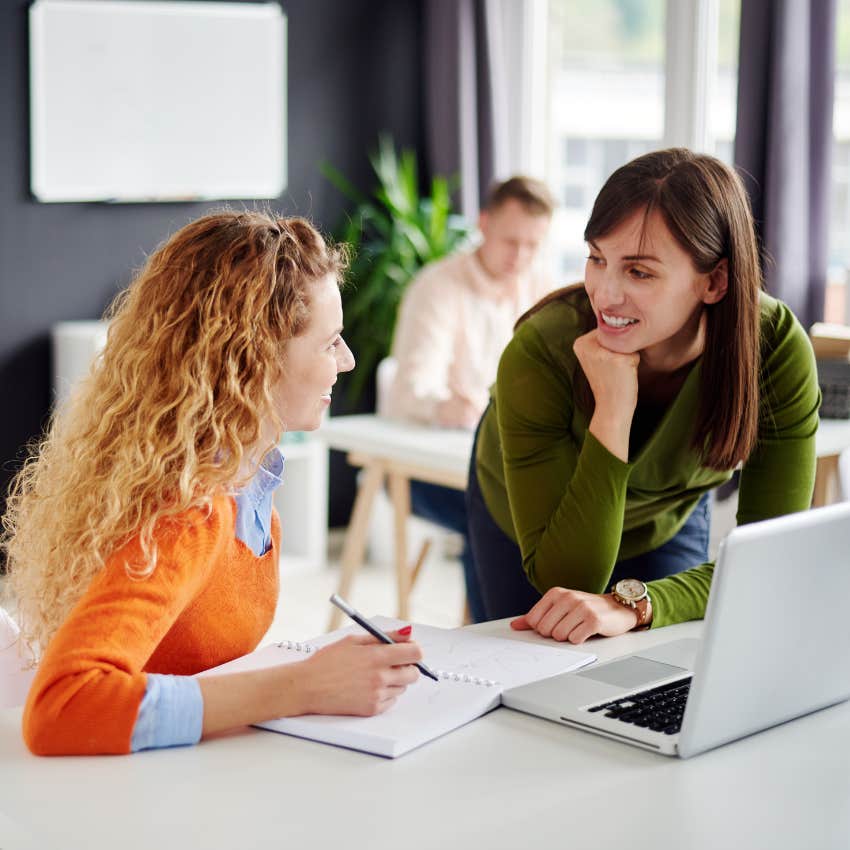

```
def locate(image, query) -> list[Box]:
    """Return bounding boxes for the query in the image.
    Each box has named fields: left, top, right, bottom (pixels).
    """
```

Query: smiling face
left=584, top=207, right=727, bottom=371
left=477, top=199, right=551, bottom=282
left=272, top=272, right=354, bottom=433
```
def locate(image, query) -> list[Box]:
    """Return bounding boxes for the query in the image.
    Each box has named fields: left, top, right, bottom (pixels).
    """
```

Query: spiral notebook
left=202, top=618, right=595, bottom=758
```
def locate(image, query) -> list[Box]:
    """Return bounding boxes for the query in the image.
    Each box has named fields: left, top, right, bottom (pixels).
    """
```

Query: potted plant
left=322, top=136, right=470, bottom=403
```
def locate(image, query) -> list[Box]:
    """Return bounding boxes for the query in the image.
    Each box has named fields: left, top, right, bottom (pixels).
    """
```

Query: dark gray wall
left=0, top=0, right=423, bottom=529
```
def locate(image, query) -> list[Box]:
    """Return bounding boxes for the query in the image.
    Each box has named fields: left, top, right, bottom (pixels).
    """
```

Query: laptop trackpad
left=576, top=656, right=687, bottom=690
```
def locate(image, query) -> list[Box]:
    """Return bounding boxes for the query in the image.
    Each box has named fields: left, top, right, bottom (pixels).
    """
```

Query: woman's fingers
left=344, top=626, right=414, bottom=646
left=535, top=590, right=580, bottom=636
left=519, top=588, right=621, bottom=643
left=388, top=626, right=413, bottom=642
left=385, top=661, right=420, bottom=686
left=343, top=634, right=422, bottom=668
left=302, top=633, right=425, bottom=717
left=562, top=621, right=595, bottom=644
left=522, top=589, right=560, bottom=629
left=345, top=633, right=380, bottom=646
left=551, top=605, right=589, bottom=642
left=376, top=641, right=423, bottom=667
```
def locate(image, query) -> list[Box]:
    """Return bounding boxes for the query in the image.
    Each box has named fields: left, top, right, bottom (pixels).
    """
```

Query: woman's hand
left=573, top=329, right=640, bottom=414
left=573, top=330, right=640, bottom=462
left=198, top=628, right=422, bottom=738
left=510, top=587, right=640, bottom=644
left=295, top=628, right=423, bottom=716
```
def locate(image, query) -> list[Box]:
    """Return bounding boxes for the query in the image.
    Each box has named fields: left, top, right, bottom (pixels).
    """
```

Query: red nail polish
left=398, top=625, right=412, bottom=636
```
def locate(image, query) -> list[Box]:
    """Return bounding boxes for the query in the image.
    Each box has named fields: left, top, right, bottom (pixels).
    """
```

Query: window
left=542, top=0, right=741, bottom=282
left=827, top=0, right=850, bottom=323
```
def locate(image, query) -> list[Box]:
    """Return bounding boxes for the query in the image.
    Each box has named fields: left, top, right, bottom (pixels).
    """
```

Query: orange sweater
left=23, top=495, right=280, bottom=755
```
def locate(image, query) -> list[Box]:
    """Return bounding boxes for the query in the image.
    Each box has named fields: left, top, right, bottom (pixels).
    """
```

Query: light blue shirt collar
left=243, top=446, right=285, bottom=510
left=233, top=446, right=285, bottom=557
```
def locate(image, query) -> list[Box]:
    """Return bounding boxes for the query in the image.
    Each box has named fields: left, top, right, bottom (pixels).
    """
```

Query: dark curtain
left=734, top=0, right=837, bottom=327
left=423, top=0, right=496, bottom=217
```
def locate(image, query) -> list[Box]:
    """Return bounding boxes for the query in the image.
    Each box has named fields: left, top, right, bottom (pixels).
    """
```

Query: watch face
left=615, top=578, right=646, bottom=601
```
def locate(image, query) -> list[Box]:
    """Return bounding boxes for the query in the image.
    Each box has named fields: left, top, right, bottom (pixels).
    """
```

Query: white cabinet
left=51, top=320, right=109, bottom=406
left=50, top=320, right=328, bottom=569
left=274, top=437, right=328, bottom=571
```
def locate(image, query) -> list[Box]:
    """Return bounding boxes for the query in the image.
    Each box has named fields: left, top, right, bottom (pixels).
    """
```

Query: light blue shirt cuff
left=131, top=673, right=204, bottom=752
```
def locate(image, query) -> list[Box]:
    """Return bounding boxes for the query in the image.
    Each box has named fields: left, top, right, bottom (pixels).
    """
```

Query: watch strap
left=632, top=595, right=651, bottom=629
left=610, top=581, right=651, bottom=630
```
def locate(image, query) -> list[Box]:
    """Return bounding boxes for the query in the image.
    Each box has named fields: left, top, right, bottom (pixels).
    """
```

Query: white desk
left=1, top=620, right=848, bottom=850
left=320, top=414, right=850, bottom=627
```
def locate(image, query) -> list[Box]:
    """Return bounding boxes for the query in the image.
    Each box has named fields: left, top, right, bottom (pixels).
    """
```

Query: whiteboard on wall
left=29, top=0, right=286, bottom=203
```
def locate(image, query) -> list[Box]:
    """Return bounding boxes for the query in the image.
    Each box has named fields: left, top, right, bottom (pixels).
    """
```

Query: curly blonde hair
left=2, top=210, right=346, bottom=653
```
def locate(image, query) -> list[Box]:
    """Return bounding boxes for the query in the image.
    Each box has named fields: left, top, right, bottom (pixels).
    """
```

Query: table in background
left=319, top=415, right=473, bottom=629
left=812, top=417, right=850, bottom=505
left=320, top=414, right=850, bottom=629
left=1, top=619, right=848, bottom=850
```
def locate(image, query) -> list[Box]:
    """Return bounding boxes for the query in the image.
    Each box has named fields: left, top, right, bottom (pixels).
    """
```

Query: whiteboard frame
left=29, top=0, right=287, bottom=203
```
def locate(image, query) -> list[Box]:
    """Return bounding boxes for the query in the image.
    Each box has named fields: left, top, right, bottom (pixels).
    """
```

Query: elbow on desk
left=22, top=673, right=137, bottom=756
left=22, top=702, right=67, bottom=756
left=524, top=550, right=611, bottom=597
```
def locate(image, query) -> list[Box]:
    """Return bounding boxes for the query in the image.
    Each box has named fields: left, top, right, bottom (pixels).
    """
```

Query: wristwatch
left=610, top=578, right=652, bottom=629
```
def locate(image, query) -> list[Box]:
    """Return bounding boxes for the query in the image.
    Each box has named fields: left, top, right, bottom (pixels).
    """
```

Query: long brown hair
left=518, top=148, right=762, bottom=471
left=3, top=211, right=346, bottom=652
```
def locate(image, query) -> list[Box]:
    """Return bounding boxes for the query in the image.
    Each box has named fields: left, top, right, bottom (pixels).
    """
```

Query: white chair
left=51, top=320, right=109, bottom=407
left=375, top=356, right=399, bottom=417
left=0, top=608, right=36, bottom=709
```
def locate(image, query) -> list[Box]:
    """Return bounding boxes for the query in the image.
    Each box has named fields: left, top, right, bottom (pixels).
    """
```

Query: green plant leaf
left=321, top=136, right=471, bottom=406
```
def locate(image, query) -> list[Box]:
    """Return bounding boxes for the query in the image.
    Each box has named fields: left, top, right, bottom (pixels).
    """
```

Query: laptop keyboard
left=585, top=676, right=693, bottom=736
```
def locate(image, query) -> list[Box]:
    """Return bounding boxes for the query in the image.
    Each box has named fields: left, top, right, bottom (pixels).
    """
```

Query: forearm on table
left=197, top=663, right=308, bottom=738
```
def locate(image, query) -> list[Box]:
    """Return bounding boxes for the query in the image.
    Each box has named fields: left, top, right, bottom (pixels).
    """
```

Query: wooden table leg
left=813, top=454, right=840, bottom=508
left=388, top=471, right=413, bottom=621
left=409, top=539, right=432, bottom=588
left=327, top=462, right=385, bottom=631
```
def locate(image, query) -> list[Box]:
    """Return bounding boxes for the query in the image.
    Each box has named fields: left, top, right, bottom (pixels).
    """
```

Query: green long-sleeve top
left=475, top=288, right=820, bottom=628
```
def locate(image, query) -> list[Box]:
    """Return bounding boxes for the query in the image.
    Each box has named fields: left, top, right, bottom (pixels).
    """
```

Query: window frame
left=517, top=0, right=731, bottom=280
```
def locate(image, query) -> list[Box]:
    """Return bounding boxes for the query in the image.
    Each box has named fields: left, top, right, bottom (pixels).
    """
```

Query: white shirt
left=385, top=249, right=554, bottom=426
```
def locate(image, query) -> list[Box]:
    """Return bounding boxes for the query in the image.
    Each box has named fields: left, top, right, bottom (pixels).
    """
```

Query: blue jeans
left=465, top=425, right=712, bottom=622
left=409, top=480, right=487, bottom=623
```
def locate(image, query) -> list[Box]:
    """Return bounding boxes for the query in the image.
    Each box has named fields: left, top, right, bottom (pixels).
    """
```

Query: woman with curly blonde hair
left=3, top=210, right=422, bottom=755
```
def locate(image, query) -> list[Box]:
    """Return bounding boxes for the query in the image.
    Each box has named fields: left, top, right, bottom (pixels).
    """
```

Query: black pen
left=329, top=593, right=439, bottom=682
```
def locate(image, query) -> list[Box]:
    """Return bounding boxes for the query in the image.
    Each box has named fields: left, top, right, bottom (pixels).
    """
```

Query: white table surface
left=2, top=619, right=848, bottom=850
left=321, top=413, right=850, bottom=472
left=320, top=414, right=473, bottom=475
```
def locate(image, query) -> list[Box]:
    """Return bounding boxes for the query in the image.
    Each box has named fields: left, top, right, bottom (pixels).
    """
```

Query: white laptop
left=502, top=502, right=850, bottom=758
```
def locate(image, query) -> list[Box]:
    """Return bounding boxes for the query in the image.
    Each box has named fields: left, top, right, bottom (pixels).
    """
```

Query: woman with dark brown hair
left=466, top=148, right=820, bottom=639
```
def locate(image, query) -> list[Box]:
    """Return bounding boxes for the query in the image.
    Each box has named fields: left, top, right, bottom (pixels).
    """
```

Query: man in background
left=385, top=176, right=556, bottom=621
